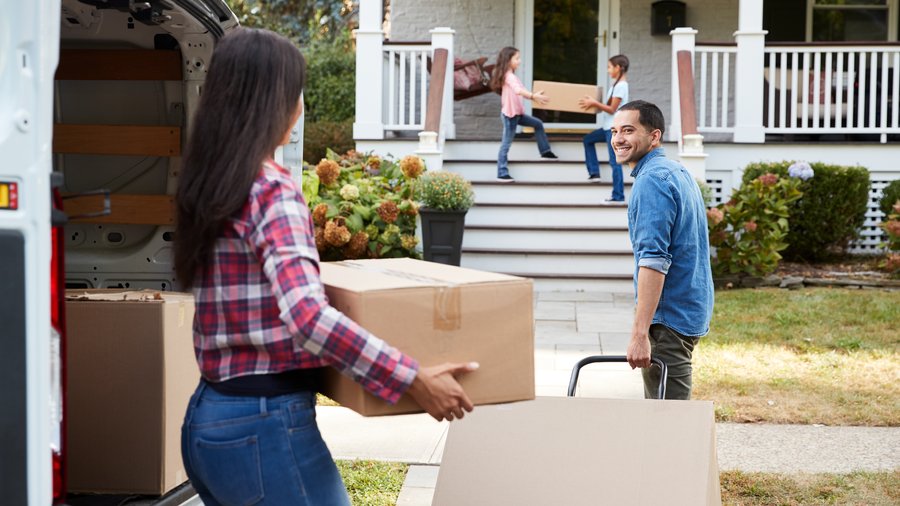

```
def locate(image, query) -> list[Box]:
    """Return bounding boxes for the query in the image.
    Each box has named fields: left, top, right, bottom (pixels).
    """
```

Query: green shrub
left=741, top=161, right=870, bottom=261
left=303, top=34, right=355, bottom=123
left=708, top=173, right=803, bottom=277
left=879, top=179, right=900, bottom=216
left=304, top=120, right=354, bottom=164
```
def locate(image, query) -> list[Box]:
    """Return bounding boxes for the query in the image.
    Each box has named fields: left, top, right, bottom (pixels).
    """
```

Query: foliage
left=304, top=32, right=356, bottom=123
left=416, top=171, right=476, bottom=211
left=708, top=173, right=803, bottom=277
left=879, top=199, right=900, bottom=278
left=880, top=179, right=900, bottom=216
left=741, top=160, right=870, bottom=261
left=226, top=0, right=358, bottom=44
left=303, top=120, right=354, bottom=164
left=720, top=471, right=900, bottom=506
left=304, top=150, right=424, bottom=261
left=696, top=178, right=713, bottom=207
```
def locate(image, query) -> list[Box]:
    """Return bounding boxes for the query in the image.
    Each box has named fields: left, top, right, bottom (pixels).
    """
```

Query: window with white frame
left=807, top=0, right=898, bottom=41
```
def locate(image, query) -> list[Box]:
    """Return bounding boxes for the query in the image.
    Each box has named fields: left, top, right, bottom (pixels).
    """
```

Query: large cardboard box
left=65, top=290, right=199, bottom=495
left=320, top=258, right=534, bottom=416
left=433, top=397, right=721, bottom=505
left=532, top=80, right=603, bottom=114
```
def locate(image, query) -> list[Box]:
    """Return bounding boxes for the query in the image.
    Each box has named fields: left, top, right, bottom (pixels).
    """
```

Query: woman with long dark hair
left=175, top=28, right=476, bottom=505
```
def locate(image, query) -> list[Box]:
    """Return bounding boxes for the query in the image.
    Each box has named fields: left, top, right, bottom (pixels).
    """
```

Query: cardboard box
left=433, top=397, right=721, bottom=506
left=320, top=258, right=534, bottom=416
left=65, top=289, right=199, bottom=495
left=532, top=80, right=603, bottom=114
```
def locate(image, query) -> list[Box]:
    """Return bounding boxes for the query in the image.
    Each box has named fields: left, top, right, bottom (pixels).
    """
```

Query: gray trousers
left=642, top=324, right=700, bottom=400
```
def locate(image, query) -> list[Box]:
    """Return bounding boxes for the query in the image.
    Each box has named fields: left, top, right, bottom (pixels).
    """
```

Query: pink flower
left=885, top=220, right=900, bottom=237
left=757, top=173, right=779, bottom=187
left=744, top=221, right=758, bottom=232
left=707, top=208, right=724, bottom=227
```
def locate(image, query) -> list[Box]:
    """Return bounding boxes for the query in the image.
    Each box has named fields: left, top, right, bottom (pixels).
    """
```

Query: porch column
left=732, top=0, right=767, bottom=143
left=669, top=27, right=697, bottom=143
left=429, top=27, right=456, bottom=140
left=353, top=0, right=384, bottom=140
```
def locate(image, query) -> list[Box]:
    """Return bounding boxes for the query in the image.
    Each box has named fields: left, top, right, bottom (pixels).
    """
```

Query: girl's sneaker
left=497, top=175, right=515, bottom=183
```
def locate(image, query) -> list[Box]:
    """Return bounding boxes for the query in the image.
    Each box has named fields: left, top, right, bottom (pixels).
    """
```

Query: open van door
left=0, top=0, right=63, bottom=504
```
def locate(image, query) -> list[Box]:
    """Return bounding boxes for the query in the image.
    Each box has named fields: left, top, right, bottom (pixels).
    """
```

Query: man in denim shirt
left=611, top=100, right=714, bottom=400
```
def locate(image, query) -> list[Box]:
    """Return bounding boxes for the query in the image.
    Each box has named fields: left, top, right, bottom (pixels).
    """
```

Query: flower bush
left=708, top=172, right=803, bottom=277
left=416, top=171, right=475, bottom=211
left=880, top=200, right=900, bottom=278
left=741, top=160, right=870, bottom=261
left=303, top=149, right=424, bottom=261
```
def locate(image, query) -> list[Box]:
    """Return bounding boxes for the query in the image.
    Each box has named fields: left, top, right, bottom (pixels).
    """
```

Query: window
left=807, top=0, right=898, bottom=41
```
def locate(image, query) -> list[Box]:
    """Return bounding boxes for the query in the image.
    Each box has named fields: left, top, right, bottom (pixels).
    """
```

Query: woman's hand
left=407, top=362, right=478, bottom=421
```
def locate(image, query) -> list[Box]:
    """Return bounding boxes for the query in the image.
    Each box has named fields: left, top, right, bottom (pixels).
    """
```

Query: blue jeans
left=181, top=381, right=351, bottom=506
left=584, top=128, right=625, bottom=201
left=497, top=113, right=551, bottom=177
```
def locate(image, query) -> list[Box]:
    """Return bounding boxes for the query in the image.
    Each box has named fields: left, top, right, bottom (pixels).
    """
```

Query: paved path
left=316, top=291, right=900, bottom=505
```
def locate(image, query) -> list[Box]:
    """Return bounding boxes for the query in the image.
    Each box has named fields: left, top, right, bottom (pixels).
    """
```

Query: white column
left=732, top=0, right=767, bottom=143
left=353, top=0, right=384, bottom=139
left=669, top=28, right=697, bottom=143
left=679, top=134, right=708, bottom=181
left=429, top=27, right=456, bottom=140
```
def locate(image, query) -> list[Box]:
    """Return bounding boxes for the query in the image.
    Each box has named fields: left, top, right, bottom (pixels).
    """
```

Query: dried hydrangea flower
left=400, top=234, right=418, bottom=250
left=324, top=218, right=351, bottom=246
left=312, top=203, right=329, bottom=227
left=757, top=173, right=779, bottom=187
left=706, top=207, right=724, bottom=227
left=314, top=226, right=327, bottom=253
left=316, top=159, right=341, bottom=186
left=376, top=201, right=400, bottom=223
left=399, top=155, right=425, bottom=179
left=343, top=231, right=369, bottom=259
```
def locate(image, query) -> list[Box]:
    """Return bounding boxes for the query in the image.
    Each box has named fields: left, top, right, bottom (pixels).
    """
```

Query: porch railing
left=694, top=43, right=737, bottom=134
left=382, top=42, right=431, bottom=131
left=763, top=43, right=900, bottom=136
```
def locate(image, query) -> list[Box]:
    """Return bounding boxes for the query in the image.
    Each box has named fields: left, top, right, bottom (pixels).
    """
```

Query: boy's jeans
left=497, top=113, right=551, bottom=177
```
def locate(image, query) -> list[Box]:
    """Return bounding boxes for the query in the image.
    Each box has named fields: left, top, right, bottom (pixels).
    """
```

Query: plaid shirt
left=192, top=160, right=418, bottom=404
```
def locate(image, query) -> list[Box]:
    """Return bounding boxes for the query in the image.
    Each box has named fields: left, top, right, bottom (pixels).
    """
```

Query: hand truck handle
left=566, top=355, right=668, bottom=399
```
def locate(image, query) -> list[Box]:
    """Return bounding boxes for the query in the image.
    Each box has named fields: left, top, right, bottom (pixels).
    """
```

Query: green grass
left=336, top=460, right=408, bottom=506
left=694, top=287, right=900, bottom=426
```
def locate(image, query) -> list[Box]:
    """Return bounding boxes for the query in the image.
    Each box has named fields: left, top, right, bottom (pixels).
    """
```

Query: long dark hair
left=490, top=46, right=519, bottom=94
left=174, top=28, right=306, bottom=288
left=607, top=54, right=629, bottom=106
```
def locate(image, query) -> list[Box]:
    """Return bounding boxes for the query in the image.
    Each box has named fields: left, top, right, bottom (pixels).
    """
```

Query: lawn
left=337, top=460, right=407, bottom=506
left=694, top=287, right=900, bottom=426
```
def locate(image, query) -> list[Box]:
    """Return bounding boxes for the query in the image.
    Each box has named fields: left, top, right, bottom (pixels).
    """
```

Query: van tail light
left=50, top=184, right=67, bottom=503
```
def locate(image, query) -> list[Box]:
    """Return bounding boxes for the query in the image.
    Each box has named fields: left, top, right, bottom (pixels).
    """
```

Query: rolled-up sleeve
left=630, top=175, right=676, bottom=275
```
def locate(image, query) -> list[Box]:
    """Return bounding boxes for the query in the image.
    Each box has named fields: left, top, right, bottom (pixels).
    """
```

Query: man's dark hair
left=618, top=100, right=665, bottom=136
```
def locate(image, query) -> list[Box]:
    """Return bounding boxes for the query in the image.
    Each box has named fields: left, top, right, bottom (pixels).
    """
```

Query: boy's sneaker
left=496, top=175, right=515, bottom=183
left=540, top=151, right=558, bottom=159
left=587, top=175, right=601, bottom=183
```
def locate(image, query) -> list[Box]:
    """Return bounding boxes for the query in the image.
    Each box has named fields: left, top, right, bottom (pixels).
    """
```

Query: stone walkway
left=315, top=291, right=900, bottom=505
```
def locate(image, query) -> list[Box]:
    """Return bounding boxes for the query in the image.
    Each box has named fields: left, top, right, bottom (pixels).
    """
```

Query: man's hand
left=407, top=362, right=478, bottom=422
left=626, top=329, right=652, bottom=369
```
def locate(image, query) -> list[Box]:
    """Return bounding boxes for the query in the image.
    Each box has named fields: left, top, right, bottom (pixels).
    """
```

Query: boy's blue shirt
left=627, top=148, right=714, bottom=337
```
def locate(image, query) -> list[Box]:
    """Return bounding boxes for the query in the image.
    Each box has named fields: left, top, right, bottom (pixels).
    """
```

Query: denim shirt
left=627, top=148, right=714, bottom=337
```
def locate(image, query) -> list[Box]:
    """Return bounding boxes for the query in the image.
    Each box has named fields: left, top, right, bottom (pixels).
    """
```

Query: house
left=353, top=0, right=900, bottom=290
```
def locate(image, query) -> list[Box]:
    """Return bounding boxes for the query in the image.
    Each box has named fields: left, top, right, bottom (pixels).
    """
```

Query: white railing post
left=732, top=0, right=767, bottom=143
left=429, top=27, right=456, bottom=140
left=670, top=27, right=697, bottom=143
left=353, top=0, right=384, bottom=139
left=679, top=134, right=708, bottom=181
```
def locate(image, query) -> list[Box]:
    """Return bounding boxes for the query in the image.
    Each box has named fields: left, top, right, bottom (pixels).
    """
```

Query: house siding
left=391, top=0, right=514, bottom=138
left=388, top=0, right=740, bottom=138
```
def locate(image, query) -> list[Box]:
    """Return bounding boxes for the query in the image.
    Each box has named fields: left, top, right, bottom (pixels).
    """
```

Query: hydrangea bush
left=302, top=149, right=424, bottom=261
left=880, top=200, right=900, bottom=278
left=708, top=173, right=803, bottom=277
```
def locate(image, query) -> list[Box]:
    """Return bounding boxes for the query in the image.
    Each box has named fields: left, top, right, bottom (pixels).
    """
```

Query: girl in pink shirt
left=489, top=46, right=557, bottom=182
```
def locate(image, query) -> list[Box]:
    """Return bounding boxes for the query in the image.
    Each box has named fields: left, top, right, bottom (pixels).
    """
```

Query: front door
left=519, top=0, right=617, bottom=131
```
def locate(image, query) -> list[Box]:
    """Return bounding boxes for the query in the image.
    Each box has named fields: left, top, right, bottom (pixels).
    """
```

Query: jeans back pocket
left=193, top=434, right=265, bottom=506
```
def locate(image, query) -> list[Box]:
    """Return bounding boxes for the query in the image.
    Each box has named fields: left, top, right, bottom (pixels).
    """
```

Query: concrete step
left=530, top=277, right=634, bottom=293
left=463, top=226, right=631, bottom=251
left=447, top=160, right=631, bottom=184
left=460, top=249, right=634, bottom=276
left=466, top=203, right=628, bottom=228
left=470, top=180, right=631, bottom=205
left=444, top=138, right=594, bottom=160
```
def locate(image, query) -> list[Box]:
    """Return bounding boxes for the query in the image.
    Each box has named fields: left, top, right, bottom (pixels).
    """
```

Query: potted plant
left=415, top=166, right=476, bottom=266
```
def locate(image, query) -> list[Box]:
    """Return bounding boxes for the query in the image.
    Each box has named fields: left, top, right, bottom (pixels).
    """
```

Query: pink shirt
left=501, top=71, right=526, bottom=117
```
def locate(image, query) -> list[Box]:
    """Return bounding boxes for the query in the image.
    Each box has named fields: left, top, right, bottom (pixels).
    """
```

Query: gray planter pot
left=419, top=208, right=467, bottom=266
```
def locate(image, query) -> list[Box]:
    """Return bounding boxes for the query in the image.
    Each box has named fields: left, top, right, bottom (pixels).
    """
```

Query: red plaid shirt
left=191, top=160, right=418, bottom=404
